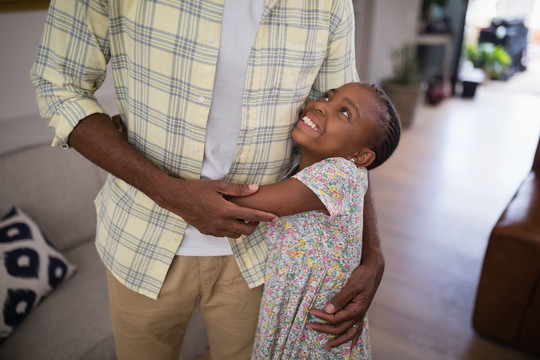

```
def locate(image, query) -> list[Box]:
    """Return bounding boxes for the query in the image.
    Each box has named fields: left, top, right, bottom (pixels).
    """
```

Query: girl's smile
left=298, top=113, right=322, bottom=134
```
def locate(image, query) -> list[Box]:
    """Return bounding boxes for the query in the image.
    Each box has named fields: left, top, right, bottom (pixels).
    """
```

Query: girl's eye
left=322, top=93, right=329, bottom=102
left=342, top=109, right=350, bottom=118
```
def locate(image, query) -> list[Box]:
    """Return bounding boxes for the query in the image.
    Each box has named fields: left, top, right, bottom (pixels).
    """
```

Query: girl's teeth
left=302, top=116, right=317, bottom=130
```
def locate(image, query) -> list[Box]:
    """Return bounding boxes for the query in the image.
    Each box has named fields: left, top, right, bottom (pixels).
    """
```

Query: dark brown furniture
left=473, top=135, right=540, bottom=357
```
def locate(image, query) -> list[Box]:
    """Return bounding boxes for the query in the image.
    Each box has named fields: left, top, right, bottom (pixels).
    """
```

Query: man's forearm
left=362, top=181, right=385, bottom=271
left=67, top=113, right=169, bottom=204
left=67, top=113, right=277, bottom=238
left=306, top=179, right=384, bottom=347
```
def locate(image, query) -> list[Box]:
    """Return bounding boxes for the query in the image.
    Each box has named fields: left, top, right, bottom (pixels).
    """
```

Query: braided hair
left=363, top=83, right=401, bottom=170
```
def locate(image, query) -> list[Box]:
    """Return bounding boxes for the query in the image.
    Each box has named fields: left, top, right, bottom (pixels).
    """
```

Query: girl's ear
left=352, top=149, right=376, bottom=168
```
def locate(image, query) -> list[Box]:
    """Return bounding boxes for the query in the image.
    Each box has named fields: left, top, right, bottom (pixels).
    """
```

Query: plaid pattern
left=31, top=0, right=358, bottom=299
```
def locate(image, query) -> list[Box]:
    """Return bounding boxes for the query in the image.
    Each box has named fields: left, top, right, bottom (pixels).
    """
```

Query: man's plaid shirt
left=31, top=0, right=358, bottom=299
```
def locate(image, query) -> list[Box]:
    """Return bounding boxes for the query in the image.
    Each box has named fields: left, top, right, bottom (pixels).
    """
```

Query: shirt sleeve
left=292, top=157, right=368, bottom=218
left=30, top=0, right=111, bottom=148
left=306, top=0, right=359, bottom=103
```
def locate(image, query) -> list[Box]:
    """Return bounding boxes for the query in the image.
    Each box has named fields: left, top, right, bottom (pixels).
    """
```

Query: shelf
left=416, top=33, right=454, bottom=81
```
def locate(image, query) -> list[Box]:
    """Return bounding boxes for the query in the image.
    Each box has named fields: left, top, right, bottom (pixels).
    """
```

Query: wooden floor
left=368, top=59, right=540, bottom=360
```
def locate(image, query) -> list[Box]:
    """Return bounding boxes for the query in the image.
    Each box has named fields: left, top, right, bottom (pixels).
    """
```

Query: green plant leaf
left=390, top=44, right=420, bottom=85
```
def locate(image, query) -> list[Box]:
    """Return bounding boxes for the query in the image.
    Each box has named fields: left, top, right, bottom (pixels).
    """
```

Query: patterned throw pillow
left=0, top=207, right=76, bottom=342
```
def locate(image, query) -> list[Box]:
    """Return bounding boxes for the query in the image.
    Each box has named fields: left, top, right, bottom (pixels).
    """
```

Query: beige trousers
left=106, top=255, right=263, bottom=360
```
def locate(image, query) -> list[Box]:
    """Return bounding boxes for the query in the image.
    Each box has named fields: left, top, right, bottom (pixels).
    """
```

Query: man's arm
left=68, top=113, right=277, bottom=238
left=306, top=179, right=384, bottom=349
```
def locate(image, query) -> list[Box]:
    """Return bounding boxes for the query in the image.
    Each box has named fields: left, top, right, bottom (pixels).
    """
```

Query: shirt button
left=193, top=147, right=200, bottom=153
left=170, top=237, right=176, bottom=243
left=208, top=36, right=215, bottom=43
left=198, top=96, right=206, bottom=102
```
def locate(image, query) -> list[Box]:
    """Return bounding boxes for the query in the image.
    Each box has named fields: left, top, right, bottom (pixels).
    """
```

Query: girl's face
left=292, top=83, right=378, bottom=167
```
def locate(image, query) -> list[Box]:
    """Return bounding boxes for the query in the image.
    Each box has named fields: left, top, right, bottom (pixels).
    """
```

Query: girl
left=229, top=82, right=401, bottom=359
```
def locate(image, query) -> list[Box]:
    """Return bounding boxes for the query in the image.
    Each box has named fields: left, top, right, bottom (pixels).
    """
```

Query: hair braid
left=366, top=84, right=401, bottom=170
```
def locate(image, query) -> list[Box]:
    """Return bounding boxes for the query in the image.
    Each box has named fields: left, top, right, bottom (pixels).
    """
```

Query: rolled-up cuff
left=48, top=97, right=107, bottom=148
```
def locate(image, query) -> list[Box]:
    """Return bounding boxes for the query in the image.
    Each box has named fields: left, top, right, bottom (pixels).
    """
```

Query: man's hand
left=306, top=259, right=383, bottom=350
left=69, top=113, right=276, bottom=238
left=306, top=184, right=383, bottom=350
left=110, top=113, right=277, bottom=237
left=154, top=178, right=277, bottom=238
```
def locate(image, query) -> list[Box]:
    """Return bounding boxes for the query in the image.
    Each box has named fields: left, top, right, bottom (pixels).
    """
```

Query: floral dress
left=252, top=157, right=371, bottom=360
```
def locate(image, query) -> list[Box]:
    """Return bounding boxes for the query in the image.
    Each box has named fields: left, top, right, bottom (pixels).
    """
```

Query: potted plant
left=465, top=42, right=512, bottom=80
left=381, top=44, right=426, bottom=128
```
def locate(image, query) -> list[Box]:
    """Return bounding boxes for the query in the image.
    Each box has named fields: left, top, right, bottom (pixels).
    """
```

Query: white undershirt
left=177, top=0, right=265, bottom=256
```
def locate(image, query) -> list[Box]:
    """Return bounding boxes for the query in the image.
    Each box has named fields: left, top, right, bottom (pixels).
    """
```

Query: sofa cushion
left=0, top=240, right=115, bottom=360
left=0, top=115, right=107, bottom=252
left=0, top=144, right=107, bottom=252
left=0, top=207, right=76, bottom=343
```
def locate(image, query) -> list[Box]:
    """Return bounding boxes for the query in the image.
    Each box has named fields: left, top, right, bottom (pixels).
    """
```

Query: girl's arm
left=227, top=178, right=327, bottom=217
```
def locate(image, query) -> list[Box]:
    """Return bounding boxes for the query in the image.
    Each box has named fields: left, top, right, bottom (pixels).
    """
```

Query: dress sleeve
left=292, top=157, right=368, bottom=218
left=30, top=0, right=111, bottom=148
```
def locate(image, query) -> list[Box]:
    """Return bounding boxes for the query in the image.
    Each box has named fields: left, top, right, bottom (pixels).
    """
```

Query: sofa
left=0, top=115, right=208, bottom=360
left=473, top=135, right=540, bottom=357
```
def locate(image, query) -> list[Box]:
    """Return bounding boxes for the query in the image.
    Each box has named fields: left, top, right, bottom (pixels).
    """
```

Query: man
left=31, top=0, right=384, bottom=359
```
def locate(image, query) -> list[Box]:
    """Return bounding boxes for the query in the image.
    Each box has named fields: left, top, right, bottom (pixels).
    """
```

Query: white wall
left=1, top=10, right=47, bottom=121
left=365, top=0, right=422, bottom=85
left=0, top=9, right=116, bottom=124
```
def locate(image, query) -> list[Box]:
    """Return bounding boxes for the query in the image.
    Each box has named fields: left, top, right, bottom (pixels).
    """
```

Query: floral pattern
left=252, top=157, right=371, bottom=359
